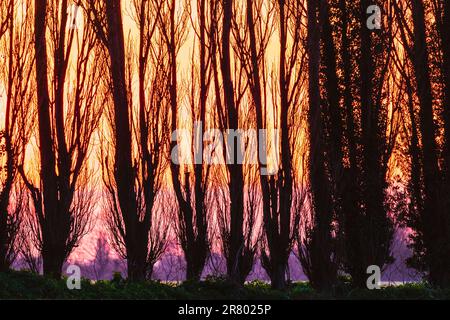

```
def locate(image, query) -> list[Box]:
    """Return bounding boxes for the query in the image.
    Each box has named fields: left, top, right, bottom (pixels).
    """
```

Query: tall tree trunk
left=441, top=1, right=450, bottom=169
left=249, top=0, right=294, bottom=291
left=439, top=0, right=450, bottom=288
left=306, top=0, right=337, bottom=291
left=34, top=0, right=64, bottom=278
left=220, top=0, right=246, bottom=284
left=170, top=0, right=209, bottom=282
left=0, top=0, right=15, bottom=272
left=411, top=0, right=444, bottom=286
left=440, top=3, right=450, bottom=267
left=338, top=0, right=363, bottom=287
left=356, top=0, right=393, bottom=287
left=105, top=0, right=143, bottom=281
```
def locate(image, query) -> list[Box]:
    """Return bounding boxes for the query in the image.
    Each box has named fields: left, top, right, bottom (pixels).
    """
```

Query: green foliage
left=290, top=282, right=319, bottom=300
left=0, top=271, right=449, bottom=300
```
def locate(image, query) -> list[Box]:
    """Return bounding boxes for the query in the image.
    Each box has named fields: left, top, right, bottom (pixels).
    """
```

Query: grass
left=0, top=270, right=449, bottom=300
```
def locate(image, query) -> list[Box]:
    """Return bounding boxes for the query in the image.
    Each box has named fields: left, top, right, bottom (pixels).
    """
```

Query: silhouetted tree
left=300, top=0, right=398, bottom=289
left=92, top=232, right=111, bottom=280
left=208, top=0, right=261, bottom=284
left=302, top=0, right=338, bottom=291
left=394, top=0, right=450, bottom=286
left=0, top=0, right=34, bottom=272
left=234, top=0, right=305, bottom=290
left=22, top=0, right=101, bottom=277
left=335, top=0, right=396, bottom=287
left=83, top=0, right=172, bottom=280
left=168, top=0, right=211, bottom=282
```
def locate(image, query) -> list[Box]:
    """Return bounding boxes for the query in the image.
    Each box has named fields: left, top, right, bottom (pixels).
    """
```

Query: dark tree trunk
left=0, top=2, right=15, bottom=272
left=220, top=0, right=247, bottom=284
left=171, top=0, right=209, bottom=282
left=322, top=1, right=344, bottom=182
left=338, top=0, right=364, bottom=288
left=249, top=0, right=293, bottom=291
left=34, top=0, right=64, bottom=278
left=306, top=0, right=337, bottom=292
left=440, top=3, right=450, bottom=280
left=410, top=0, right=448, bottom=286
left=354, top=0, right=393, bottom=287
left=30, top=0, right=100, bottom=279
left=105, top=0, right=144, bottom=281
left=441, top=1, right=450, bottom=169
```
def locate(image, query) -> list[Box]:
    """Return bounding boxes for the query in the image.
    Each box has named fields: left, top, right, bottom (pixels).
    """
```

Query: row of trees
left=304, top=0, right=399, bottom=291
left=0, top=0, right=449, bottom=291
left=303, top=0, right=450, bottom=290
